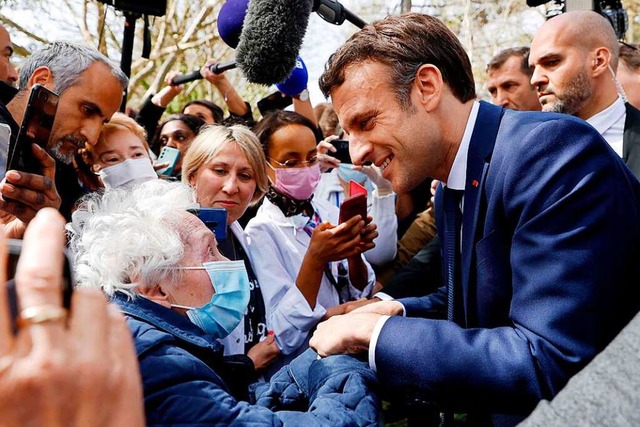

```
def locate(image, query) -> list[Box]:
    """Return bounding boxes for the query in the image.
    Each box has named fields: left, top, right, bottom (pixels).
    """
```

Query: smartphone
left=349, top=180, right=367, bottom=197
left=257, top=91, right=293, bottom=116
left=339, top=193, right=367, bottom=224
left=4, top=239, right=75, bottom=334
left=7, top=84, right=59, bottom=176
left=0, top=123, right=11, bottom=179
left=155, top=146, right=181, bottom=176
left=328, top=139, right=352, bottom=164
left=189, top=207, right=228, bottom=241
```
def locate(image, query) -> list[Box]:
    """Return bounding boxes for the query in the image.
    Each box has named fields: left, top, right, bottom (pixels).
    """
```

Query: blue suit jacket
left=374, top=102, right=640, bottom=421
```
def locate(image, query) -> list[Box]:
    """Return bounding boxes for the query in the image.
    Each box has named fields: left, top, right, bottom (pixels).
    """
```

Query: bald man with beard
left=529, top=10, right=640, bottom=178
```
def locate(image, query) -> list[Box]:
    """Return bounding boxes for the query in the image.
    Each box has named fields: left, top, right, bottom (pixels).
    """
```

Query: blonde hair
left=181, top=125, right=268, bottom=205
left=84, top=112, right=150, bottom=165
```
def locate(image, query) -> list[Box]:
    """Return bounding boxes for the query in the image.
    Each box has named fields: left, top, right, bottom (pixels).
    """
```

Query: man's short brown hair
left=487, top=47, right=532, bottom=78
left=319, top=13, right=476, bottom=109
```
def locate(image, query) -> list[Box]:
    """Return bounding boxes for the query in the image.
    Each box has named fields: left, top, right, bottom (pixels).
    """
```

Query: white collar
left=586, top=96, right=626, bottom=136
left=446, top=101, right=480, bottom=191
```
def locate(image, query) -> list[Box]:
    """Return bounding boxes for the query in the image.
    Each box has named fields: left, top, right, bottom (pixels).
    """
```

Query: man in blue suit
left=310, top=12, right=640, bottom=426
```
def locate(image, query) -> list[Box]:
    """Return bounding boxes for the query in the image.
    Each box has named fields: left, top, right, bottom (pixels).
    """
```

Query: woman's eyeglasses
left=268, top=156, right=318, bottom=168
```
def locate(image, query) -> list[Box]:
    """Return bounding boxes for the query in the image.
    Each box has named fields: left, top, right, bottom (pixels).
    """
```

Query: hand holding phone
left=339, top=193, right=367, bottom=224
left=155, top=146, right=181, bottom=176
left=189, top=207, right=228, bottom=241
left=327, top=139, right=352, bottom=164
left=7, top=84, right=59, bottom=176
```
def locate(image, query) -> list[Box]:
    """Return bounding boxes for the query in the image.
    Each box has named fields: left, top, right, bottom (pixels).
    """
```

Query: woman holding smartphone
left=152, top=114, right=205, bottom=179
left=245, top=110, right=377, bottom=375
left=181, top=125, right=280, bottom=373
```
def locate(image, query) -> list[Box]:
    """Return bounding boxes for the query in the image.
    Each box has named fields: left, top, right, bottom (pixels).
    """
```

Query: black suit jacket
left=623, top=102, right=640, bottom=178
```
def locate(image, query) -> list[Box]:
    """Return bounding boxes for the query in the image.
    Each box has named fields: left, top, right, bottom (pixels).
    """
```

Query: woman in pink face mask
left=245, top=110, right=378, bottom=375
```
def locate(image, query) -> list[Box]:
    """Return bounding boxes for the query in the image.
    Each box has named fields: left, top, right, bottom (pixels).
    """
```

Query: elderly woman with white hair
left=67, top=179, right=381, bottom=426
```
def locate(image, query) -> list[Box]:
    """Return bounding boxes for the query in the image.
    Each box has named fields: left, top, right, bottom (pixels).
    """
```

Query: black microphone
left=313, top=0, right=367, bottom=29
left=170, top=61, right=238, bottom=86
left=526, top=0, right=551, bottom=6
left=236, top=0, right=314, bottom=85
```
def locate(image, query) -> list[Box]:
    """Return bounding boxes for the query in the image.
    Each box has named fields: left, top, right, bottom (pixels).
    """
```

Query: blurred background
left=1, top=0, right=638, bottom=116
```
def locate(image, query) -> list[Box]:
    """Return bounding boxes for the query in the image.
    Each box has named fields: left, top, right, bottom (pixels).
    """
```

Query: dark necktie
left=442, top=187, right=464, bottom=322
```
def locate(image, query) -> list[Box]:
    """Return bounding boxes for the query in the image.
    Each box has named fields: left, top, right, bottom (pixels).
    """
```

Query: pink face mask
left=268, top=163, right=321, bottom=200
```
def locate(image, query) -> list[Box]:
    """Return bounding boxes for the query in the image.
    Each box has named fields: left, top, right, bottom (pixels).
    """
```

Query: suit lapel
left=622, top=102, right=640, bottom=178
left=460, top=102, right=503, bottom=323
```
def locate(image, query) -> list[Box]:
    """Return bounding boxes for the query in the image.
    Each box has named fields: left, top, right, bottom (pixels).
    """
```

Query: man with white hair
left=529, top=10, right=640, bottom=177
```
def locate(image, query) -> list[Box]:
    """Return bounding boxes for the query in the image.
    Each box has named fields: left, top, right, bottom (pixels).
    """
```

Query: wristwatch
left=296, top=88, right=310, bottom=102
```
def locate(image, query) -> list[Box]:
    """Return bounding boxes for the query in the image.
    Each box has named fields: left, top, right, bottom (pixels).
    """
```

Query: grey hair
left=67, top=180, right=198, bottom=298
left=18, top=41, right=128, bottom=93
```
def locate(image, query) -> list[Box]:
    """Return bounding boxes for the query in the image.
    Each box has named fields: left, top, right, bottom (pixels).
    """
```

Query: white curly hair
left=67, top=180, right=198, bottom=298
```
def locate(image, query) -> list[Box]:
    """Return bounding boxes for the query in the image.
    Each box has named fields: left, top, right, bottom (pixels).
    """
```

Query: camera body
left=529, top=0, right=628, bottom=40
left=95, top=0, right=167, bottom=17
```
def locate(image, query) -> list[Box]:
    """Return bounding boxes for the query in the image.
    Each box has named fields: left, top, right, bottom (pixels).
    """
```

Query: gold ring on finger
left=17, top=305, right=67, bottom=328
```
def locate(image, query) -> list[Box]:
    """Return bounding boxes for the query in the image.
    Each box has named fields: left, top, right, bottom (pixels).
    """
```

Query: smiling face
left=332, top=61, right=441, bottom=194
left=487, top=55, right=541, bottom=111
left=90, top=127, right=150, bottom=172
left=529, top=23, right=594, bottom=117
left=48, top=62, right=123, bottom=164
left=190, top=142, right=257, bottom=224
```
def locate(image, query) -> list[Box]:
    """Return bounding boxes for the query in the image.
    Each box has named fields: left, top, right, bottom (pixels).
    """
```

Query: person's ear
left=591, top=48, right=611, bottom=77
left=27, top=66, right=55, bottom=89
left=137, top=283, right=172, bottom=308
left=414, top=64, right=443, bottom=112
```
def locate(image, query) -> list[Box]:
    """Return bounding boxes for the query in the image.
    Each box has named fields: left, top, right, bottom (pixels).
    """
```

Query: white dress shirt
left=368, top=101, right=480, bottom=371
left=587, top=96, right=626, bottom=157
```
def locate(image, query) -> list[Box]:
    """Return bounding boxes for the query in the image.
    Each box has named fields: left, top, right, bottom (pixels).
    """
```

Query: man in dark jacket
left=530, top=10, right=640, bottom=178
left=1, top=41, right=127, bottom=236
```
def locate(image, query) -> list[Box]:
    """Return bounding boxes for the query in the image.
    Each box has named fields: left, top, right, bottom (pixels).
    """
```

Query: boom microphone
left=171, top=61, right=238, bottom=85
left=276, top=57, right=308, bottom=97
left=217, top=0, right=250, bottom=48
left=236, top=0, right=313, bottom=85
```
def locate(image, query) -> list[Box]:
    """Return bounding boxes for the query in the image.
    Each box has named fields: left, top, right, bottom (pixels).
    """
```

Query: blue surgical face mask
left=170, top=260, right=250, bottom=339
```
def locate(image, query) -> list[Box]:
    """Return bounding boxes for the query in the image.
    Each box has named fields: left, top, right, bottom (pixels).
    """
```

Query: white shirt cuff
left=368, top=315, right=391, bottom=372
left=372, top=292, right=407, bottom=316
left=374, top=291, right=393, bottom=301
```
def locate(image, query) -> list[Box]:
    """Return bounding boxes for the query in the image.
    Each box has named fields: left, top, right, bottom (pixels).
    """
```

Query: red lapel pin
left=472, top=179, right=479, bottom=187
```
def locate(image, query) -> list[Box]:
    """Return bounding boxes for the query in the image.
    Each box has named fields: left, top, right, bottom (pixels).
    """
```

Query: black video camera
left=96, top=0, right=166, bottom=17
left=527, top=0, right=628, bottom=40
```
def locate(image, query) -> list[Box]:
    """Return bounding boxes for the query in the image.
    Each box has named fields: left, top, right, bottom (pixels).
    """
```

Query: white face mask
left=98, top=158, right=157, bottom=190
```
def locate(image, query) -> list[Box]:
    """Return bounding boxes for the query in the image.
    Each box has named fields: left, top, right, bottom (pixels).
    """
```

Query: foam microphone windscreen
left=217, top=0, right=250, bottom=48
left=276, top=57, right=308, bottom=96
left=236, top=0, right=313, bottom=85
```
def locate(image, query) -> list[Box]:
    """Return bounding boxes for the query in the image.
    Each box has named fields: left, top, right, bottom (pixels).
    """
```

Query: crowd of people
left=1, top=8, right=640, bottom=427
